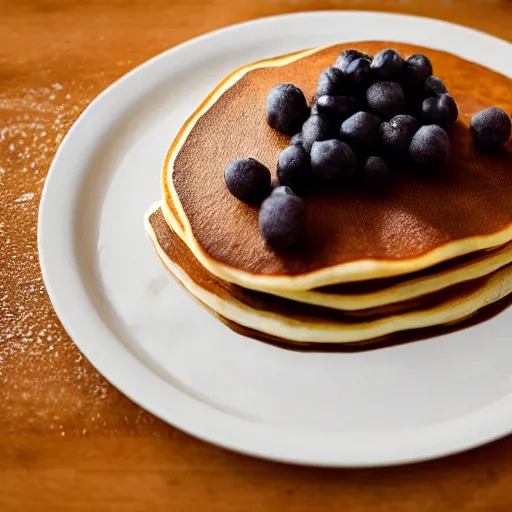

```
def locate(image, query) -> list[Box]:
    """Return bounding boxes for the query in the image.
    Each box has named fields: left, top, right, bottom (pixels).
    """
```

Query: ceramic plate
left=39, top=11, right=512, bottom=467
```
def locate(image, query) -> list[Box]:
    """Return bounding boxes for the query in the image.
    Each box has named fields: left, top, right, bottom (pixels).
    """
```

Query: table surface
left=1, top=1, right=512, bottom=510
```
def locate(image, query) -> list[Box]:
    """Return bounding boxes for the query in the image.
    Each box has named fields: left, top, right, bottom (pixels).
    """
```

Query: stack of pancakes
left=146, top=41, right=512, bottom=348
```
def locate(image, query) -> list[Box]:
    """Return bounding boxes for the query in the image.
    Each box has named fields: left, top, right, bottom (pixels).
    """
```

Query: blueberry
left=424, top=76, right=447, bottom=96
left=316, top=95, right=357, bottom=121
left=336, top=49, right=371, bottom=73
left=340, top=111, right=381, bottom=153
left=380, top=114, right=419, bottom=156
left=421, top=93, right=458, bottom=128
left=471, top=107, right=511, bottom=148
left=409, top=125, right=450, bottom=170
left=317, top=66, right=346, bottom=96
left=404, top=54, right=433, bottom=84
left=290, top=132, right=304, bottom=146
left=345, top=58, right=372, bottom=91
left=301, top=115, right=338, bottom=152
left=366, top=81, right=405, bottom=120
left=277, top=145, right=310, bottom=192
left=363, top=156, right=389, bottom=188
left=310, top=140, right=356, bottom=183
left=224, top=158, right=271, bottom=204
left=266, top=83, right=309, bottom=135
left=258, top=186, right=306, bottom=250
left=371, top=49, right=404, bottom=80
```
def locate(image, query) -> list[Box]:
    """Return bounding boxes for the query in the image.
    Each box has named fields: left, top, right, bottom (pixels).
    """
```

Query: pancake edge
left=146, top=204, right=512, bottom=344
left=164, top=196, right=512, bottom=309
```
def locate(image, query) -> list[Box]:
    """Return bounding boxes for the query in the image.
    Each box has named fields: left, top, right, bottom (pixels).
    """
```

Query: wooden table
left=1, top=1, right=511, bottom=510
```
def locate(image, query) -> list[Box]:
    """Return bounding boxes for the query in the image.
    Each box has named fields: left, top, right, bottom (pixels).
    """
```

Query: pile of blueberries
left=224, top=48, right=512, bottom=250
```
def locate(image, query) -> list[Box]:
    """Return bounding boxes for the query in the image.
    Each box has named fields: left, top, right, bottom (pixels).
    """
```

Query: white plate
left=39, top=11, right=512, bottom=467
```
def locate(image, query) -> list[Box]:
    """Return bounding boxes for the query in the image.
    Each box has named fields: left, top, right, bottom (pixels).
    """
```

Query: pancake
left=164, top=197, right=512, bottom=310
left=163, top=41, right=512, bottom=292
left=214, top=295, right=512, bottom=352
left=146, top=207, right=512, bottom=345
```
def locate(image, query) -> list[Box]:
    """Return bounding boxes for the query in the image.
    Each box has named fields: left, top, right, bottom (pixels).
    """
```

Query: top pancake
left=164, top=42, right=512, bottom=291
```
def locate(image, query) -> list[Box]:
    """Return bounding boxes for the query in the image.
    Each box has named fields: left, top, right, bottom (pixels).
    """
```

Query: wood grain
left=0, top=1, right=511, bottom=510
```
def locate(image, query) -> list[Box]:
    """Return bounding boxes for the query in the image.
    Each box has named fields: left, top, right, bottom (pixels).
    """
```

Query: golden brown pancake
left=149, top=207, right=480, bottom=319
left=217, top=295, right=512, bottom=352
left=146, top=207, right=512, bottom=345
left=165, top=194, right=512, bottom=310
left=163, top=42, right=512, bottom=291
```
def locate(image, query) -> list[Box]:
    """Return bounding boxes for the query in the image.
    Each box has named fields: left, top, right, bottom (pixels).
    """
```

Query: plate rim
left=38, top=10, right=512, bottom=467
